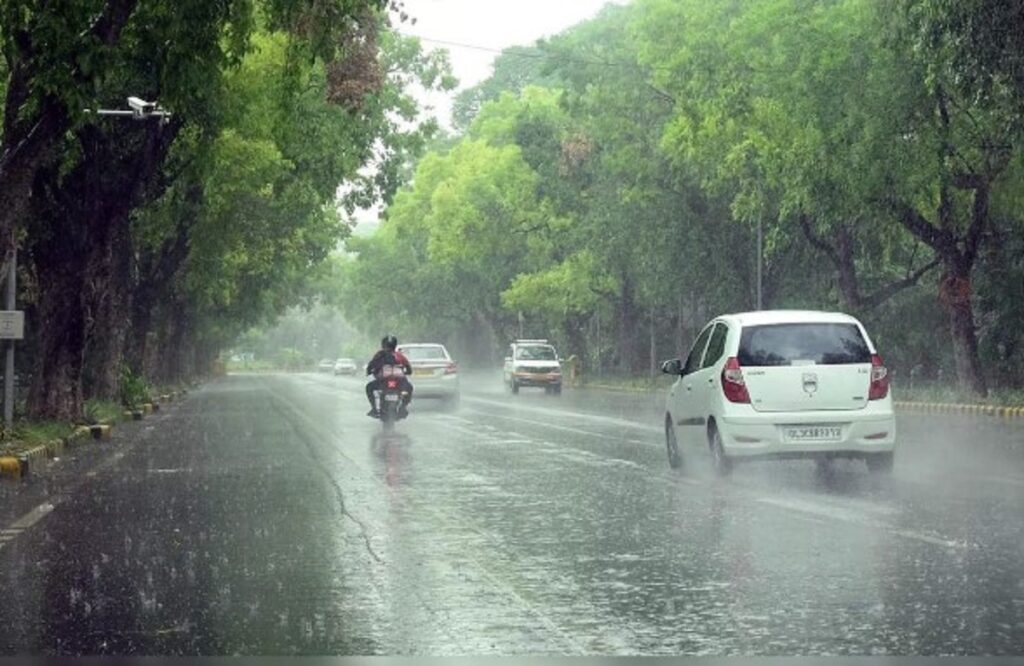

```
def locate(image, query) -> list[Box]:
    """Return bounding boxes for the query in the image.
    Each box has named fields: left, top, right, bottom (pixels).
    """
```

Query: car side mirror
left=661, top=358, right=683, bottom=375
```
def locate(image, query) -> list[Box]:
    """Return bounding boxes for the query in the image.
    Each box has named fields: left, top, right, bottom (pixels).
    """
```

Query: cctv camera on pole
left=127, top=96, right=158, bottom=118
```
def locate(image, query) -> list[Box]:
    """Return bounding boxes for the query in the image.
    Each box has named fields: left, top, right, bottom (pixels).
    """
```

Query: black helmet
left=381, top=335, right=398, bottom=350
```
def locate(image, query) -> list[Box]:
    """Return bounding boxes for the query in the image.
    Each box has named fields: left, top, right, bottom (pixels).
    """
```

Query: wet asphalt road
left=1, top=372, right=1023, bottom=656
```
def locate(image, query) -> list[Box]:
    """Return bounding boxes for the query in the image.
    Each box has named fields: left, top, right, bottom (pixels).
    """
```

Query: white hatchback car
left=662, top=310, right=895, bottom=476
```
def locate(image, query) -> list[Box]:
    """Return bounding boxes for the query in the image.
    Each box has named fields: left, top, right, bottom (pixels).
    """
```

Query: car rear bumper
left=717, top=412, right=896, bottom=459
left=511, top=373, right=561, bottom=387
left=410, top=374, right=459, bottom=398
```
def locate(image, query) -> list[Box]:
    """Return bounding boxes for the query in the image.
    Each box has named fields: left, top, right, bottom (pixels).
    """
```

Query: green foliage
left=331, top=0, right=1024, bottom=388
left=83, top=399, right=123, bottom=425
left=119, top=366, right=151, bottom=409
left=11, top=420, right=75, bottom=446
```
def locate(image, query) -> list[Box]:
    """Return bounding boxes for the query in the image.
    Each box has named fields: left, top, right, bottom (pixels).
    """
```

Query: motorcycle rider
left=365, top=335, right=413, bottom=418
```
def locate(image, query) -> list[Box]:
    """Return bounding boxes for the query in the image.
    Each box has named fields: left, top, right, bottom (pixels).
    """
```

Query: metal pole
left=756, top=217, right=763, bottom=311
left=4, top=248, right=16, bottom=428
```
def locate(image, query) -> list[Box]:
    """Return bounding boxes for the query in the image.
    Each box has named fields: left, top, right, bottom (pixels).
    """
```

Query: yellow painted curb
left=0, top=456, right=21, bottom=479
left=894, top=401, right=1024, bottom=419
left=142, top=403, right=153, bottom=414
left=584, top=383, right=656, bottom=394
left=47, top=438, right=65, bottom=456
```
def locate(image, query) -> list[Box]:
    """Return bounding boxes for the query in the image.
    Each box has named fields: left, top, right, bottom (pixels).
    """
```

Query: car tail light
left=869, top=354, right=889, bottom=400
left=721, top=357, right=750, bottom=403
left=445, top=362, right=457, bottom=375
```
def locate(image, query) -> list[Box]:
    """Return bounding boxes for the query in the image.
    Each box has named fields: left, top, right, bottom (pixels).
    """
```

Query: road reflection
left=370, top=431, right=412, bottom=490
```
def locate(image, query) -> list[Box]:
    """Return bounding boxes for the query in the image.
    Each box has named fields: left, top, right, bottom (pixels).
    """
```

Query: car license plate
left=413, top=368, right=431, bottom=376
left=383, top=394, right=400, bottom=402
left=785, top=425, right=842, bottom=442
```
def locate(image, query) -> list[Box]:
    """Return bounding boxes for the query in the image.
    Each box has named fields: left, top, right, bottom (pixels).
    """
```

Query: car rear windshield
left=516, top=346, right=556, bottom=361
left=738, top=323, right=871, bottom=366
left=402, top=346, right=447, bottom=361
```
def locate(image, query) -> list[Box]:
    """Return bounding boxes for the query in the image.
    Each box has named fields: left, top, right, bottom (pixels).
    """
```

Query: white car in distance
left=333, top=358, right=358, bottom=375
left=662, top=310, right=895, bottom=476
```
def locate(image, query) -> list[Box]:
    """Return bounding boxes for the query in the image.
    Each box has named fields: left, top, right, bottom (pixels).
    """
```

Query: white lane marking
left=754, top=496, right=966, bottom=549
left=10, top=502, right=56, bottom=530
left=2, top=501, right=61, bottom=552
left=462, top=395, right=662, bottom=433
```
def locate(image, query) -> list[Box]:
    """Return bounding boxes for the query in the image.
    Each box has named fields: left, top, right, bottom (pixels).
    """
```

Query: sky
left=398, top=0, right=628, bottom=129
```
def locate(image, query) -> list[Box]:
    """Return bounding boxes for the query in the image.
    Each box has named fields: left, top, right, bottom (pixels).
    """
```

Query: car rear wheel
left=552, top=384, right=562, bottom=396
left=511, top=380, right=519, bottom=394
left=865, top=452, right=894, bottom=474
left=709, top=425, right=732, bottom=477
left=665, top=416, right=682, bottom=470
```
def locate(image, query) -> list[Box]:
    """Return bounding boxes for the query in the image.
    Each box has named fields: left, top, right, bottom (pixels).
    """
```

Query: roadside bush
left=119, top=366, right=151, bottom=410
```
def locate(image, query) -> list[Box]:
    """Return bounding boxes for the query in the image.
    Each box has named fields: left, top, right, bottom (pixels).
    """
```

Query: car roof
left=719, top=310, right=861, bottom=327
left=398, top=343, right=446, bottom=349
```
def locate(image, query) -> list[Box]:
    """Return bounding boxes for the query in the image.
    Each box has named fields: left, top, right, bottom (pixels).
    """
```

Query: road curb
left=893, top=401, right=1024, bottom=419
left=2, top=392, right=188, bottom=482
left=0, top=456, right=22, bottom=479
left=1, top=425, right=95, bottom=479
left=10, top=444, right=48, bottom=478
left=582, top=383, right=662, bottom=394
left=90, top=424, right=113, bottom=440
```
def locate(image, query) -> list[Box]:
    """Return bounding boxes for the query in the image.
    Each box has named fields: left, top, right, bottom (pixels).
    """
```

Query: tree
left=4, top=1, right=443, bottom=419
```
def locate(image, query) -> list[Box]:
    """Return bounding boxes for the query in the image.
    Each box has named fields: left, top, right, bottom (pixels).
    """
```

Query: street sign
left=0, top=311, right=24, bottom=340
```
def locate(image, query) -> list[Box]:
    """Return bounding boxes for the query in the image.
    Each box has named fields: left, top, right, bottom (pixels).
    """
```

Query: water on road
left=1, top=372, right=1022, bottom=655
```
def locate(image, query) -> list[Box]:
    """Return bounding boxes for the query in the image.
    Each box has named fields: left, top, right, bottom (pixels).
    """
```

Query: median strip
left=893, top=401, right=1024, bottom=419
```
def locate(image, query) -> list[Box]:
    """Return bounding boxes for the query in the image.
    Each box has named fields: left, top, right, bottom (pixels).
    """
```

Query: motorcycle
left=373, top=364, right=410, bottom=430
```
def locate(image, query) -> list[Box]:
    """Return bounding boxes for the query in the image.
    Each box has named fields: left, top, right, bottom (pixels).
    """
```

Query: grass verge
left=84, top=399, right=124, bottom=425
left=0, top=420, right=75, bottom=457
left=894, top=383, right=1024, bottom=407
left=580, top=374, right=675, bottom=392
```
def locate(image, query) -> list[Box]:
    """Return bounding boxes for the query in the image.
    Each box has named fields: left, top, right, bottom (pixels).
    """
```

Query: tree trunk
left=82, top=216, right=133, bottom=400
left=24, top=118, right=176, bottom=415
left=615, top=273, right=643, bottom=374
left=26, top=262, right=87, bottom=420
left=939, top=266, right=987, bottom=395
left=649, top=306, right=656, bottom=377
left=563, top=315, right=588, bottom=373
